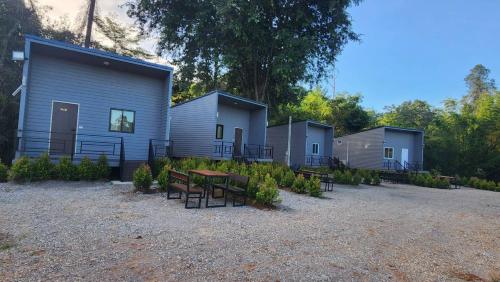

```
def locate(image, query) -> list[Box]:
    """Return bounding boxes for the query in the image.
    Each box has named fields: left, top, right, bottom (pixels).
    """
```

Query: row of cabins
left=15, top=35, right=424, bottom=180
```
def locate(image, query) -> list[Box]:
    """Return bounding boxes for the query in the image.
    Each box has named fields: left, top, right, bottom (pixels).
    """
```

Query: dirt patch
left=0, top=232, right=15, bottom=251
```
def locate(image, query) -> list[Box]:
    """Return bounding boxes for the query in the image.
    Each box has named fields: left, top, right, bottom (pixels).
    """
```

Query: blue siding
left=266, top=124, right=290, bottom=164
left=384, top=129, right=424, bottom=165
left=217, top=103, right=250, bottom=146
left=23, top=53, right=168, bottom=162
left=248, top=109, right=267, bottom=146
left=170, top=94, right=218, bottom=158
left=306, top=126, right=325, bottom=156
left=290, top=122, right=307, bottom=166
left=333, top=127, right=385, bottom=169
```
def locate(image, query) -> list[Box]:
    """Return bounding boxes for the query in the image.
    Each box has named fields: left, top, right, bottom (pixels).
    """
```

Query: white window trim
left=312, top=143, right=320, bottom=155
left=384, top=147, right=394, bottom=159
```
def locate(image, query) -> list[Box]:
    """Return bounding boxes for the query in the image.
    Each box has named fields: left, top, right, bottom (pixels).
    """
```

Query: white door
left=401, top=148, right=409, bottom=165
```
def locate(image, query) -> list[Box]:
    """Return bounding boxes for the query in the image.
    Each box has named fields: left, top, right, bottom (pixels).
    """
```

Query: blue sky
left=325, top=0, right=500, bottom=111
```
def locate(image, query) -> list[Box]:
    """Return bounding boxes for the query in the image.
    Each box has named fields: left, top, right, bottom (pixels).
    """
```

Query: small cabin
left=333, top=126, right=424, bottom=171
left=15, top=35, right=174, bottom=180
left=170, top=91, right=272, bottom=161
left=267, top=120, right=334, bottom=167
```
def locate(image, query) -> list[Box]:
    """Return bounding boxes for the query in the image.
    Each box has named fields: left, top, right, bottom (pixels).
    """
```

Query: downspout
left=165, top=71, right=173, bottom=141
left=286, top=116, right=292, bottom=166
left=15, top=39, right=31, bottom=160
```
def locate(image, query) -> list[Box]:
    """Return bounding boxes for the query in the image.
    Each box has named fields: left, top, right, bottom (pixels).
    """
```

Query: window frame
left=312, top=143, right=320, bottom=155
left=215, top=124, right=224, bottom=139
left=384, top=147, right=394, bottom=159
left=109, top=108, right=136, bottom=134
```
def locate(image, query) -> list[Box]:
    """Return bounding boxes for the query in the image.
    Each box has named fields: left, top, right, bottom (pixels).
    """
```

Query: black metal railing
left=305, top=155, right=332, bottom=167
left=16, top=129, right=123, bottom=163
left=148, top=139, right=173, bottom=173
left=383, top=159, right=405, bottom=171
left=213, top=141, right=234, bottom=158
left=404, top=161, right=421, bottom=172
left=244, top=144, right=273, bottom=160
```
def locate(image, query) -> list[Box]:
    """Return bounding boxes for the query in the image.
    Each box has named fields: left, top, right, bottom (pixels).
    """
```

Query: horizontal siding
left=384, top=129, right=424, bottom=165
left=24, top=54, right=167, bottom=161
left=333, top=128, right=384, bottom=169
left=266, top=124, right=289, bottom=164
left=290, top=122, right=307, bottom=166
left=170, top=94, right=217, bottom=158
left=248, top=108, right=267, bottom=146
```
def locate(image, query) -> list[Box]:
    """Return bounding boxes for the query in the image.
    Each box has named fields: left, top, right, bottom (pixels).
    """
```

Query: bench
left=214, top=173, right=249, bottom=207
left=167, top=170, right=204, bottom=209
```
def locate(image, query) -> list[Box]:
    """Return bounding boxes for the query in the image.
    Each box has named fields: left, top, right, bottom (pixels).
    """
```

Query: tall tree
left=328, top=93, right=370, bottom=135
left=463, top=64, right=496, bottom=105
left=127, top=0, right=360, bottom=105
left=378, top=100, right=436, bottom=130
left=0, top=0, right=42, bottom=164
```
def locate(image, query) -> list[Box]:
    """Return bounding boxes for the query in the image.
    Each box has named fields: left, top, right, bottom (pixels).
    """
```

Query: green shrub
left=157, top=164, right=171, bottom=192
left=56, top=156, right=78, bottom=180
left=133, top=164, right=153, bottom=193
left=362, top=174, right=372, bottom=185
left=307, top=176, right=322, bottom=197
left=255, top=174, right=280, bottom=206
left=96, top=155, right=111, bottom=180
left=333, top=170, right=343, bottom=183
left=291, top=174, right=307, bottom=194
left=9, top=156, right=33, bottom=183
left=153, top=157, right=171, bottom=178
left=0, top=162, right=8, bottom=182
left=247, top=174, right=260, bottom=198
left=78, top=157, right=97, bottom=181
left=281, top=170, right=295, bottom=187
left=32, top=153, right=54, bottom=181
left=342, top=171, right=353, bottom=185
left=352, top=173, right=362, bottom=186
left=372, top=174, right=381, bottom=185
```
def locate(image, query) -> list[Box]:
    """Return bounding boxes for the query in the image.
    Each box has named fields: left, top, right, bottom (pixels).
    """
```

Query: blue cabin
left=170, top=90, right=272, bottom=161
left=333, top=126, right=424, bottom=171
left=267, top=120, right=334, bottom=167
left=15, top=35, right=174, bottom=180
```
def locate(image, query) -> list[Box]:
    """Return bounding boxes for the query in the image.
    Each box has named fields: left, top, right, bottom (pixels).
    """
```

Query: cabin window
left=109, top=109, right=135, bottom=133
left=312, top=143, right=319, bottom=155
left=384, top=147, right=394, bottom=159
left=216, top=124, right=224, bottom=139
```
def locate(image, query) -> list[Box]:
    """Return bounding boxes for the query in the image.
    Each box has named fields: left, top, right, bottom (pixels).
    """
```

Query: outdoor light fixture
left=12, top=51, right=24, bottom=61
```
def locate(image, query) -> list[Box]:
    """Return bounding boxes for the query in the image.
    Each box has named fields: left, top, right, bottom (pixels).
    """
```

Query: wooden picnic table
left=189, top=169, right=229, bottom=208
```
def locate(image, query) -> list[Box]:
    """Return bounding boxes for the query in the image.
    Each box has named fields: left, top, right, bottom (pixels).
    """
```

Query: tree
left=127, top=0, right=360, bottom=106
left=329, top=93, right=370, bottom=135
left=378, top=100, right=435, bottom=130
left=0, top=0, right=43, bottom=164
left=463, top=64, right=496, bottom=105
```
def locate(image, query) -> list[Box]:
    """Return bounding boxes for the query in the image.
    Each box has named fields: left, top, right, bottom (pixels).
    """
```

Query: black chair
left=319, top=173, right=334, bottom=192
left=167, top=170, right=204, bottom=209
left=214, top=173, right=249, bottom=207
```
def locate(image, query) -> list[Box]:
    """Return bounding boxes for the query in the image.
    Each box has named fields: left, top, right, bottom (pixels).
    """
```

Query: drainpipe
left=286, top=116, right=292, bottom=166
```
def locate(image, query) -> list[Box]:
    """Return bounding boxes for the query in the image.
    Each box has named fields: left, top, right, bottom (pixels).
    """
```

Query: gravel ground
left=0, top=181, right=499, bottom=281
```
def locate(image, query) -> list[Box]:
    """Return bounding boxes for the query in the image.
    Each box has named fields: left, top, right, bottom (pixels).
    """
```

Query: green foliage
left=372, top=174, right=381, bottom=185
left=255, top=174, right=280, bottom=206
left=129, top=1, right=359, bottom=105
left=281, top=170, right=296, bottom=187
left=96, top=155, right=111, bottom=180
left=157, top=166, right=170, bottom=192
left=9, top=156, right=32, bottom=183
left=56, top=156, right=78, bottom=181
left=78, top=157, right=97, bottom=181
left=307, top=176, right=322, bottom=197
left=291, top=174, right=307, bottom=194
left=352, top=173, right=362, bottom=186
left=153, top=157, right=171, bottom=178
left=247, top=175, right=260, bottom=198
left=0, top=162, right=8, bottom=182
left=32, top=153, right=54, bottom=181
left=133, top=164, right=153, bottom=193
left=466, top=176, right=499, bottom=192
left=408, top=173, right=450, bottom=189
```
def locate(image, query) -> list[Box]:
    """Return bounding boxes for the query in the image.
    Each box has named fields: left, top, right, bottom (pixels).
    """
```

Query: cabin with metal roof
left=333, top=126, right=424, bottom=171
left=169, top=90, right=272, bottom=161
left=267, top=120, right=334, bottom=167
left=15, top=35, right=174, bottom=180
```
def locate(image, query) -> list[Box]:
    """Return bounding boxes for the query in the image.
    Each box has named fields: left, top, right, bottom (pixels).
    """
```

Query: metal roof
left=171, top=90, right=267, bottom=109
left=25, top=34, right=173, bottom=72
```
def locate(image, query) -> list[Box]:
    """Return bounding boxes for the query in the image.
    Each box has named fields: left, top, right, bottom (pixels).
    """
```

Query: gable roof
left=25, top=34, right=173, bottom=74
left=267, top=119, right=333, bottom=129
left=335, top=125, right=424, bottom=138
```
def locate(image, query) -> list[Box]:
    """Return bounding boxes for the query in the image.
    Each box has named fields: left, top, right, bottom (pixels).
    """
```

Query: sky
left=35, top=0, right=500, bottom=111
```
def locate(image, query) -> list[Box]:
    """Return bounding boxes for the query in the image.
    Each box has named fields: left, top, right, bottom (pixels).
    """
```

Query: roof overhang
left=25, top=35, right=173, bottom=79
left=217, top=91, right=267, bottom=110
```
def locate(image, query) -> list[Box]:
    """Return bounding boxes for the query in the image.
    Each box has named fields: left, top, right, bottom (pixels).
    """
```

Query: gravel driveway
left=0, top=181, right=499, bottom=281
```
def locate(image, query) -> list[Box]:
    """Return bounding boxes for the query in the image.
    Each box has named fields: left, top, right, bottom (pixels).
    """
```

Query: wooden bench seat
left=169, top=183, right=204, bottom=194
left=214, top=173, right=249, bottom=207
left=167, top=170, right=204, bottom=209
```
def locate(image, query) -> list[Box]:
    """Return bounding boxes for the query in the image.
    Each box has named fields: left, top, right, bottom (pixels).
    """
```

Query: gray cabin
left=15, top=35, right=174, bottom=180
left=267, top=120, right=334, bottom=167
left=333, top=126, right=424, bottom=171
left=170, top=91, right=272, bottom=161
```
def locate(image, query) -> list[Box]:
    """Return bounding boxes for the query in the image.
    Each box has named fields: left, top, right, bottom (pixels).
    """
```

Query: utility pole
left=84, top=0, right=97, bottom=48
left=286, top=116, right=292, bottom=166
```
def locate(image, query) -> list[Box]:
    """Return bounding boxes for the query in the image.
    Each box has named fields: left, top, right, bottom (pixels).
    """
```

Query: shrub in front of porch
left=9, top=156, right=32, bottom=183
left=133, top=164, right=153, bottom=193
left=255, top=174, right=280, bottom=206
left=32, top=153, right=54, bottom=181
left=55, top=156, right=79, bottom=181
left=0, top=162, right=8, bottom=182
left=291, top=174, right=307, bottom=193
left=306, top=176, right=322, bottom=197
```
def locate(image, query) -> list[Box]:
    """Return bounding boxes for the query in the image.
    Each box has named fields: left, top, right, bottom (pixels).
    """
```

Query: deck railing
left=244, top=144, right=273, bottom=160
left=213, top=141, right=234, bottom=158
left=304, top=155, right=332, bottom=167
